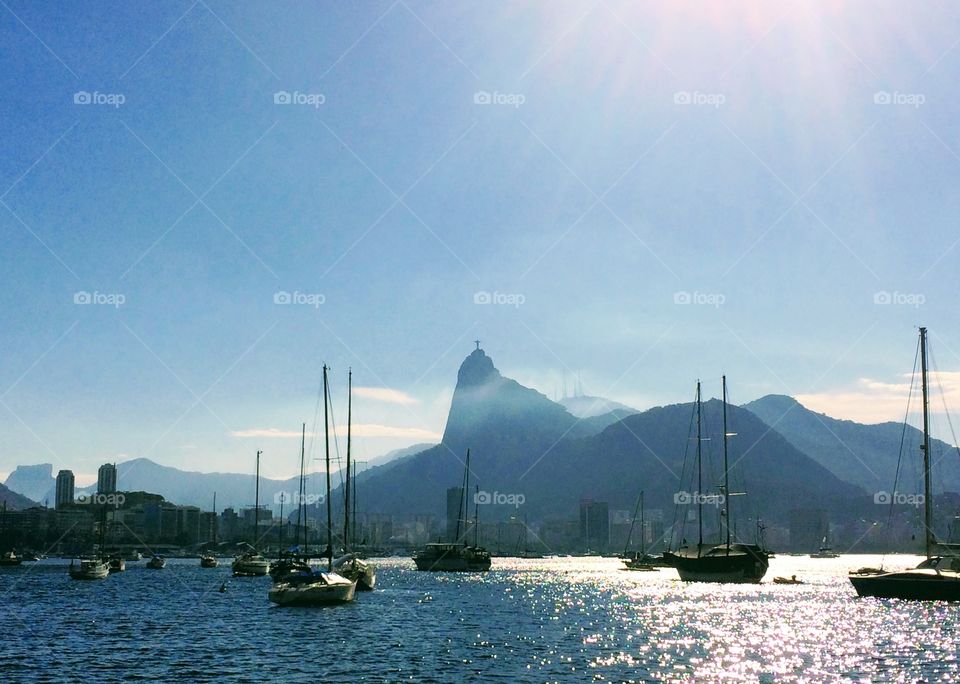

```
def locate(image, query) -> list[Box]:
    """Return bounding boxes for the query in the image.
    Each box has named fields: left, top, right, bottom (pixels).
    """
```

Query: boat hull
left=850, top=571, right=960, bottom=601
left=232, top=559, right=269, bottom=576
left=664, top=544, right=769, bottom=583
left=69, top=562, right=109, bottom=580
left=268, top=574, right=357, bottom=606
left=200, top=557, right=219, bottom=568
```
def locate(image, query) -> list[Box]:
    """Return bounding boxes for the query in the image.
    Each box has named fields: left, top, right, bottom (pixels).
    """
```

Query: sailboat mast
left=624, top=490, right=642, bottom=556
left=722, top=375, right=731, bottom=551
left=696, top=381, right=703, bottom=553
left=345, top=368, right=352, bottom=552
left=474, top=484, right=480, bottom=547
left=254, top=450, right=261, bottom=550
left=212, top=492, right=217, bottom=546
left=298, top=421, right=306, bottom=550
left=640, top=491, right=645, bottom=556
left=920, top=327, right=934, bottom=559
left=323, top=365, right=332, bottom=572
left=464, top=449, right=471, bottom=546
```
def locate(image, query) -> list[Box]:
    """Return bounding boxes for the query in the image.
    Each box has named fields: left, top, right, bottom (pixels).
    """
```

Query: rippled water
left=2, top=554, right=958, bottom=682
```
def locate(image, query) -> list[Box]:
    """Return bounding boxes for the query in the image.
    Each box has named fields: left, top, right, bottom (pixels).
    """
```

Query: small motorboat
left=108, top=556, right=126, bottom=573
left=146, top=555, right=166, bottom=569
left=69, top=557, right=109, bottom=580
left=200, top=555, right=219, bottom=568
left=773, top=575, right=804, bottom=585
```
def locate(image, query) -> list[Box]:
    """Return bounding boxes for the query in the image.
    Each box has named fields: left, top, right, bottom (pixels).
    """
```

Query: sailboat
left=663, top=377, right=770, bottom=583
left=850, top=327, right=960, bottom=600
left=232, top=450, right=270, bottom=577
left=269, top=365, right=357, bottom=605
left=201, top=493, right=219, bottom=568
left=269, top=423, right=311, bottom=582
left=333, top=369, right=377, bottom=590
left=622, top=491, right=658, bottom=571
left=70, top=504, right=110, bottom=579
left=413, top=448, right=492, bottom=572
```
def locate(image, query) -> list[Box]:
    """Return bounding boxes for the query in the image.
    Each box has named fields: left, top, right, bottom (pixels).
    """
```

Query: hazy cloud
left=353, top=387, right=419, bottom=406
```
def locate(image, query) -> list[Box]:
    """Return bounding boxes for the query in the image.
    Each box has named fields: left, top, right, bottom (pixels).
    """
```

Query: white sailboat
left=269, top=365, right=356, bottom=606
left=233, top=451, right=270, bottom=577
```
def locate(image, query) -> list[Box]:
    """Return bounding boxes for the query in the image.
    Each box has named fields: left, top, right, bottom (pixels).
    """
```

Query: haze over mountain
left=744, top=395, right=960, bottom=495
left=3, top=464, right=55, bottom=505
left=3, top=444, right=429, bottom=512
left=560, top=395, right=638, bottom=419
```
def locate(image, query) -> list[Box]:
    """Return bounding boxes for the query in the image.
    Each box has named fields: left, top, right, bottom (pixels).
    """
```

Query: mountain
left=1, top=440, right=427, bottom=513
left=743, top=394, right=960, bottom=494
left=3, top=464, right=55, bottom=504
left=346, top=350, right=866, bottom=532
left=339, top=348, right=592, bottom=517
left=560, top=395, right=637, bottom=419
left=0, top=483, right=39, bottom=511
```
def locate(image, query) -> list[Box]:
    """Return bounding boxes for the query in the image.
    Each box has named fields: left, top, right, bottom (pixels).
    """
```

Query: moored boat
left=267, top=365, right=356, bottom=605
left=849, top=328, right=960, bottom=601
left=146, top=555, right=166, bottom=569
left=233, top=451, right=269, bottom=577
left=268, top=570, right=356, bottom=606
left=665, top=378, right=770, bottom=583
left=107, top=556, right=126, bottom=573
left=69, top=557, right=109, bottom=580
left=0, top=550, right=22, bottom=567
left=200, top=555, right=219, bottom=568
left=413, top=448, right=492, bottom=572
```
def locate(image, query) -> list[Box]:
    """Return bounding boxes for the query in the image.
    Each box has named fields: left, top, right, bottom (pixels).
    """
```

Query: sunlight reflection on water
left=3, top=554, right=959, bottom=682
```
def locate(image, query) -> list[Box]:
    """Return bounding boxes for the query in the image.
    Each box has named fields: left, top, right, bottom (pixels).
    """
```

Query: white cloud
left=353, top=387, right=419, bottom=405
left=796, top=371, right=960, bottom=425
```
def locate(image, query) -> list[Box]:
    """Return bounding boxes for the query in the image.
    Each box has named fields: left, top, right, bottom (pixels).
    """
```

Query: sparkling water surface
left=2, top=555, right=958, bottom=682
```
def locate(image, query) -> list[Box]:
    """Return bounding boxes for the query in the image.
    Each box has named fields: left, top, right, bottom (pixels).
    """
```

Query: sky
left=2, top=1, right=960, bottom=482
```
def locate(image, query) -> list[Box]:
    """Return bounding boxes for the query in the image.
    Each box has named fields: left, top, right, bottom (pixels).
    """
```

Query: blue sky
left=2, top=1, right=960, bottom=482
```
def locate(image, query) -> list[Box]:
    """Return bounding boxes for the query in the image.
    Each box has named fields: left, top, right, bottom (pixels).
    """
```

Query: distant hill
left=0, top=483, right=39, bottom=511
left=3, top=464, right=55, bottom=504
left=743, top=394, right=960, bottom=494
left=560, top=395, right=637, bottom=419
left=3, top=442, right=424, bottom=514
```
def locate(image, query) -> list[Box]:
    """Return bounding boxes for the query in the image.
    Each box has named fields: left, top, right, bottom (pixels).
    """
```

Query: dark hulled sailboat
left=413, top=448, right=491, bottom=572
left=663, top=377, right=770, bottom=583
left=849, top=327, right=960, bottom=600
